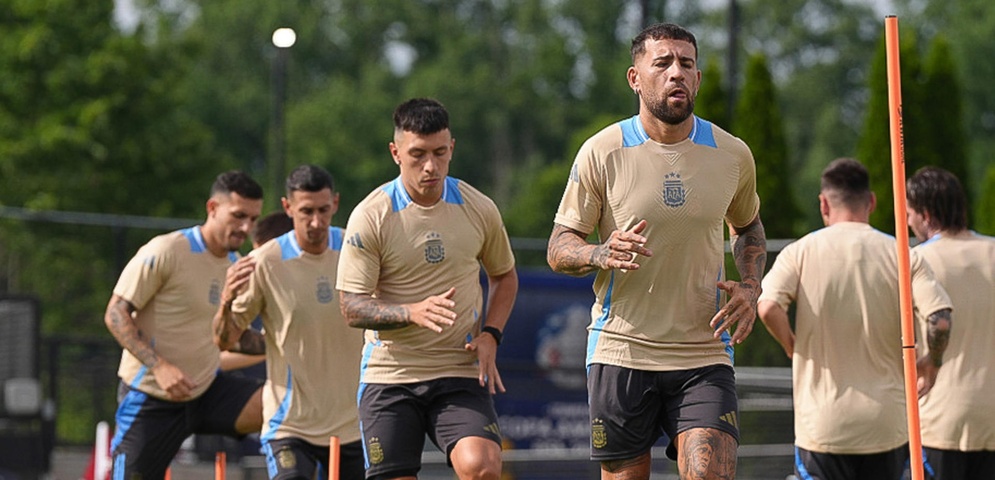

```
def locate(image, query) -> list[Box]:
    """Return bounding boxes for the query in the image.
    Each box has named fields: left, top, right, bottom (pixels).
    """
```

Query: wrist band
left=481, top=326, right=503, bottom=346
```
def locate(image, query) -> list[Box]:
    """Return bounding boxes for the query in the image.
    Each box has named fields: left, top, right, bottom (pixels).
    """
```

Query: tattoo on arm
left=213, top=301, right=246, bottom=351
left=232, top=329, right=266, bottom=355
left=731, top=218, right=767, bottom=299
left=106, top=298, right=160, bottom=369
left=926, top=308, right=952, bottom=367
left=547, top=224, right=604, bottom=276
left=340, top=292, right=411, bottom=330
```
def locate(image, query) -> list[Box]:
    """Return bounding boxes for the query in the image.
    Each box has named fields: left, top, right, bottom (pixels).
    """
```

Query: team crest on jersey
left=277, top=448, right=296, bottom=469
left=367, top=437, right=384, bottom=465
left=591, top=418, right=607, bottom=448
left=316, top=276, right=333, bottom=304
left=424, top=232, right=445, bottom=264
left=663, top=172, right=686, bottom=207
left=209, top=279, right=222, bottom=306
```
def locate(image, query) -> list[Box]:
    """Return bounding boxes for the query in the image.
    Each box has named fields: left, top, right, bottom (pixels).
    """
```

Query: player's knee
left=451, top=439, right=501, bottom=480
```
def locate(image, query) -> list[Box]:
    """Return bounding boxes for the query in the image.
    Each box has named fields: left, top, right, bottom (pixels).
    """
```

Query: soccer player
left=337, top=98, right=518, bottom=480
left=105, top=170, right=265, bottom=478
left=546, top=22, right=767, bottom=480
left=214, top=164, right=365, bottom=479
left=758, top=158, right=952, bottom=480
left=907, top=166, right=993, bottom=480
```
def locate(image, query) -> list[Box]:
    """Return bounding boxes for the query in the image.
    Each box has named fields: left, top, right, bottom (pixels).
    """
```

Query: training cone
left=81, top=421, right=111, bottom=480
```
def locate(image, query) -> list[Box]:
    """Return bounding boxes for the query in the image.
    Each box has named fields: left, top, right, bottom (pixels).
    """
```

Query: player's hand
left=222, top=256, right=256, bottom=305
left=409, top=288, right=457, bottom=333
left=151, top=359, right=197, bottom=401
left=465, top=333, right=506, bottom=394
left=599, top=220, right=652, bottom=271
left=916, top=355, right=940, bottom=398
left=710, top=280, right=760, bottom=344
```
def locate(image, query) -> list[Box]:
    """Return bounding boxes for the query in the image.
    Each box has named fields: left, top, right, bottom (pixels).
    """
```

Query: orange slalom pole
left=215, top=451, right=227, bottom=480
left=164, top=467, right=171, bottom=480
left=329, top=436, right=341, bottom=480
left=885, top=15, right=924, bottom=480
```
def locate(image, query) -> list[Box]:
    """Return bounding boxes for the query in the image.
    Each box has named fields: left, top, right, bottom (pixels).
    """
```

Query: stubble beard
left=646, top=95, right=695, bottom=126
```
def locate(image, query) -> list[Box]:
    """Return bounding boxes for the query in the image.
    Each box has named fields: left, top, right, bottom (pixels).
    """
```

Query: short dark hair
left=211, top=170, right=263, bottom=200
left=393, top=98, right=450, bottom=136
left=907, top=166, right=968, bottom=233
left=251, top=211, right=294, bottom=246
left=285, top=164, right=335, bottom=196
left=631, top=23, right=698, bottom=63
left=821, top=157, right=872, bottom=208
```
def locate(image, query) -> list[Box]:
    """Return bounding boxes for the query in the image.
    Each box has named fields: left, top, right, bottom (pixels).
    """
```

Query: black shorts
left=795, top=444, right=907, bottom=480
left=358, top=377, right=502, bottom=479
left=922, top=447, right=995, bottom=480
left=110, top=371, right=262, bottom=479
left=262, top=437, right=365, bottom=480
left=587, top=363, right=739, bottom=461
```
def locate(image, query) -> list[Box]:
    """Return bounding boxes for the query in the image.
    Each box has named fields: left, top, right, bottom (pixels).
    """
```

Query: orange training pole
left=329, top=436, right=341, bottom=480
left=215, top=451, right=226, bottom=480
left=885, top=15, right=924, bottom=480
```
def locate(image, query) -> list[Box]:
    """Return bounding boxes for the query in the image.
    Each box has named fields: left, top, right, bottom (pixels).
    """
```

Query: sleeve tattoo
left=925, top=308, right=952, bottom=367
left=730, top=218, right=767, bottom=298
left=340, top=291, right=411, bottom=330
left=107, top=298, right=160, bottom=369
left=547, top=224, right=604, bottom=276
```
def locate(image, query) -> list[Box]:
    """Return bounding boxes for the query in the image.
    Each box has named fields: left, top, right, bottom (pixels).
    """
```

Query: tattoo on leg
left=678, top=429, right=737, bottom=480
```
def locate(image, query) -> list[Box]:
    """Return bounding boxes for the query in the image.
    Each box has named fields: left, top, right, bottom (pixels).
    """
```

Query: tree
left=696, top=57, right=730, bottom=130
left=732, top=53, right=799, bottom=239
left=920, top=35, right=971, bottom=207
left=857, top=31, right=926, bottom=232
left=975, top=165, right=995, bottom=236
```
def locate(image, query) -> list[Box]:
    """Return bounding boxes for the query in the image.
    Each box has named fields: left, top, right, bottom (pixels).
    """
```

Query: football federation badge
left=663, top=172, right=686, bottom=207
left=424, top=232, right=445, bottom=264
left=316, top=275, right=334, bottom=304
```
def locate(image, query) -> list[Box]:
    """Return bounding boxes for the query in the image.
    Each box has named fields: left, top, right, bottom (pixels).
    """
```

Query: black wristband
left=481, top=326, right=503, bottom=346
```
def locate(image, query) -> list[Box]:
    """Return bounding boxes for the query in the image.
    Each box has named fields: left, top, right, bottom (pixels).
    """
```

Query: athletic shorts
left=358, top=377, right=502, bottom=480
left=794, top=444, right=907, bottom=480
left=262, top=437, right=364, bottom=480
left=110, top=371, right=262, bottom=479
left=922, top=447, right=995, bottom=480
left=587, top=363, right=739, bottom=462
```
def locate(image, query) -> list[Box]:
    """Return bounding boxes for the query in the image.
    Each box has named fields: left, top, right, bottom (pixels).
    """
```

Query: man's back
left=917, top=231, right=995, bottom=451
left=761, top=222, right=950, bottom=453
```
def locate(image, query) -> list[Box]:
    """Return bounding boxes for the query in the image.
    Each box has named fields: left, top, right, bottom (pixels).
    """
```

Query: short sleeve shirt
left=336, top=177, right=516, bottom=384
left=113, top=227, right=232, bottom=400
left=554, top=115, right=760, bottom=371
left=230, top=227, right=363, bottom=446
left=915, top=231, right=995, bottom=451
left=759, top=222, right=952, bottom=454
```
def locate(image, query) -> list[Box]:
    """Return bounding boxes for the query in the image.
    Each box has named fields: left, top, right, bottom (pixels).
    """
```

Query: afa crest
left=209, top=279, right=222, bottom=306
left=591, top=418, right=608, bottom=449
left=367, top=437, right=385, bottom=465
left=663, top=172, right=686, bottom=207
left=316, top=276, right=333, bottom=304
left=277, top=448, right=297, bottom=469
left=424, top=232, right=445, bottom=264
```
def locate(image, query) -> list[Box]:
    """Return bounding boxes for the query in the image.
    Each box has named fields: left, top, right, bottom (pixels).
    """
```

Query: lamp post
left=270, top=27, right=296, bottom=208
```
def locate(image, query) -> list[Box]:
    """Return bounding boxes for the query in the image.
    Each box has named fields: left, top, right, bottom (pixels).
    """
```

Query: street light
left=270, top=28, right=296, bottom=208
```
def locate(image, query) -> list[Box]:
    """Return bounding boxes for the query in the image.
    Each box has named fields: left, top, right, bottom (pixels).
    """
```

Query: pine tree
left=732, top=54, right=799, bottom=239
left=921, top=35, right=972, bottom=208
left=696, top=58, right=729, bottom=130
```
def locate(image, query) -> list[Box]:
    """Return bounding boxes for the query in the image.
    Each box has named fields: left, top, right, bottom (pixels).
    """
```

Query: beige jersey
left=915, top=231, right=995, bottom=451
left=113, top=227, right=231, bottom=400
left=337, top=176, right=516, bottom=384
left=759, top=222, right=952, bottom=454
left=229, top=227, right=362, bottom=446
left=553, top=115, right=760, bottom=371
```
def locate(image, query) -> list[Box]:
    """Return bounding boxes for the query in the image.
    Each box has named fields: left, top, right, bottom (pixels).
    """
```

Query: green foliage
left=732, top=54, right=800, bottom=239
left=921, top=35, right=971, bottom=207
left=858, top=32, right=926, bottom=233
left=696, top=57, right=729, bottom=129
left=975, top=164, right=995, bottom=236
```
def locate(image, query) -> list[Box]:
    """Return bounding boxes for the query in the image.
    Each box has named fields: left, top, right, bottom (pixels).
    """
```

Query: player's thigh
left=359, top=382, right=429, bottom=479
left=675, top=427, right=737, bottom=479
left=923, top=447, right=969, bottom=480
left=587, top=364, right=666, bottom=462
left=855, top=443, right=907, bottom=480
left=111, top=385, right=191, bottom=479
left=663, top=364, right=739, bottom=461
left=189, top=371, right=263, bottom=435
left=262, top=437, right=322, bottom=480
left=425, top=378, right=502, bottom=465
